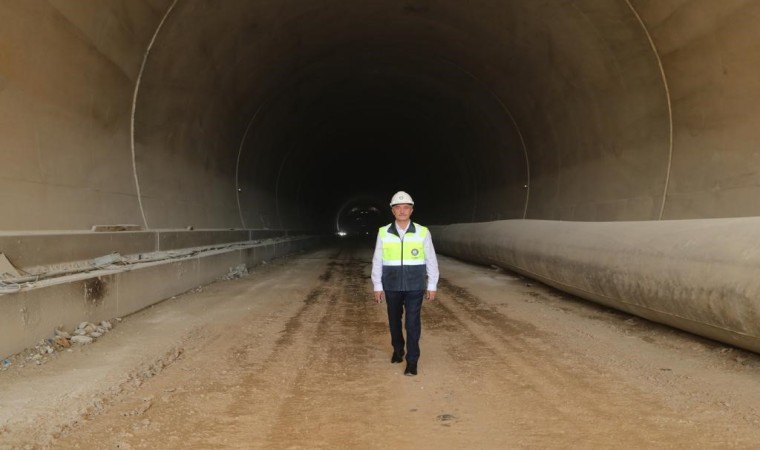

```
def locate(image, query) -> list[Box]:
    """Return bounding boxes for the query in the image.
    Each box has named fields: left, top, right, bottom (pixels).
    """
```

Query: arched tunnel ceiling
left=1, top=1, right=760, bottom=231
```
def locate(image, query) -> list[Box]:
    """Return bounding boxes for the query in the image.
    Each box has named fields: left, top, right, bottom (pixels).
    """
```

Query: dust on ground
left=2, top=243, right=760, bottom=449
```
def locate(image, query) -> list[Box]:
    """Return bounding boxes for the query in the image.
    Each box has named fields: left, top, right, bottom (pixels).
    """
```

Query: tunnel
left=2, top=1, right=760, bottom=359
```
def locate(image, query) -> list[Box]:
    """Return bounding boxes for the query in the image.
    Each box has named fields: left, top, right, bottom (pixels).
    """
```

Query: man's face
left=392, top=204, right=414, bottom=222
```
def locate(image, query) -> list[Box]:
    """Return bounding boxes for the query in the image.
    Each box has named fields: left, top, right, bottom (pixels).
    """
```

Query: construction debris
left=0, top=320, right=116, bottom=372
left=220, top=264, right=248, bottom=280
left=90, top=224, right=143, bottom=232
left=0, top=253, right=21, bottom=279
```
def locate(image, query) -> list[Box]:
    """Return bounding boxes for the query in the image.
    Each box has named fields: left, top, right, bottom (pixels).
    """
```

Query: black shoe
left=404, top=362, right=418, bottom=376
left=391, top=352, right=404, bottom=364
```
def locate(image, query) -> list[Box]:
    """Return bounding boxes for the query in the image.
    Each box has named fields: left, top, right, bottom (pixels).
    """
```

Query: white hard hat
left=390, top=191, right=414, bottom=206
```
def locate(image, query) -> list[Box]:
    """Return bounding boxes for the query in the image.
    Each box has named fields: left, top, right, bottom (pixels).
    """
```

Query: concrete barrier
left=0, top=229, right=293, bottom=270
left=432, top=218, right=760, bottom=353
left=0, top=235, right=322, bottom=360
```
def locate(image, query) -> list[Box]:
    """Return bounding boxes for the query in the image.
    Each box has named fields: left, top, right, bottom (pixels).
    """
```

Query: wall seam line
left=130, top=0, right=179, bottom=230
left=235, top=103, right=267, bottom=230
left=437, top=58, right=532, bottom=220
left=624, top=0, right=674, bottom=220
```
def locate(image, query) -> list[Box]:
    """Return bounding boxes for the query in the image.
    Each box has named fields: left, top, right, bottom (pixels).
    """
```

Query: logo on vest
left=411, top=249, right=419, bottom=256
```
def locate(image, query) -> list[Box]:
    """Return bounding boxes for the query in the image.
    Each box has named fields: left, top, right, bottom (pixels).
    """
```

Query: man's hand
left=426, top=290, right=437, bottom=301
left=373, top=291, right=385, bottom=303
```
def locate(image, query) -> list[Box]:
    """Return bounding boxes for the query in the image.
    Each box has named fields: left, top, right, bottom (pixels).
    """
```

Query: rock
left=90, top=332, right=103, bottom=338
left=78, top=321, right=90, bottom=330
left=71, top=335, right=94, bottom=344
left=84, top=324, right=97, bottom=334
left=101, top=320, right=113, bottom=329
left=222, top=264, right=248, bottom=280
left=54, top=336, right=71, bottom=348
left=55, top=329, right=71, bottom=339
left=74, top=329, right=87, bottom=336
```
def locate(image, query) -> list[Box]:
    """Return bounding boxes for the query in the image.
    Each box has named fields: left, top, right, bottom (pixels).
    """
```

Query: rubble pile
left=220, top=264, right=248, bottom=281
left=0, top=320, right=116, bottom=371
left=62, top=320, right=114, bottom=346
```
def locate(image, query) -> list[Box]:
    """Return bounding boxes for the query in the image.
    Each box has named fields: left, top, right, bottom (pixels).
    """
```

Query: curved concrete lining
left=434, top=219, right=760, bottom=353
left=4, top=1, right=760, bottom=229
left=2, top=2, right=760, bottom=353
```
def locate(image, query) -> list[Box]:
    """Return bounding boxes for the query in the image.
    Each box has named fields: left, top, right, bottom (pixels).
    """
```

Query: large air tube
left=433, top=218, right=760, bottom=353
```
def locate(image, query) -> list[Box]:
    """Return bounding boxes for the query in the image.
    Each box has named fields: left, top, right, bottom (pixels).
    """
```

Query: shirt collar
left=389, top=221, right=416, bottom=236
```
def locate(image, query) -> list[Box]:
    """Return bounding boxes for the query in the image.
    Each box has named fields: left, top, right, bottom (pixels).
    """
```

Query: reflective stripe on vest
left=379, top=223, right=427, bottom=266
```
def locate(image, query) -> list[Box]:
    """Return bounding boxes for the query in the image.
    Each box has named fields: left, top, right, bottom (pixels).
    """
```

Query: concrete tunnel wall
left=2, top=1, right=760, bottom=355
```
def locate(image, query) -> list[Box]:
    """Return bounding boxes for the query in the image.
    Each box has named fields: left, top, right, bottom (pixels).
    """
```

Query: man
left=371, top=191, right=439, bottom=376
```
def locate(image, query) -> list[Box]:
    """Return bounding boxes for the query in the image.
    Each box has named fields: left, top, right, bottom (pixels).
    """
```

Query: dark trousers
left=385, top=290, right=425, bottom=363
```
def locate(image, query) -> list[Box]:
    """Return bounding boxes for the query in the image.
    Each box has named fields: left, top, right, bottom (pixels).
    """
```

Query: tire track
left=263, top=253, right=386, bottom=448
left=225, top=252, right=345, bottom=442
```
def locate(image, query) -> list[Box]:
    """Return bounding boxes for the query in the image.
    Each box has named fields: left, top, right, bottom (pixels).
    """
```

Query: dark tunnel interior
left=236, top=48, right=526, bottom=233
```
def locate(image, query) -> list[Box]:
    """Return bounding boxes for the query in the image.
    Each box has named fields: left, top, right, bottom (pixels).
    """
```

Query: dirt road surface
left=3, top=242, right=760, bottom=449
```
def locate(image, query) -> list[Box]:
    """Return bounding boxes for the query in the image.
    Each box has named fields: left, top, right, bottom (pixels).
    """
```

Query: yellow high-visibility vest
left=378, top=222, right=429, bottom=291
left=379, top=223, right=427, bottom=266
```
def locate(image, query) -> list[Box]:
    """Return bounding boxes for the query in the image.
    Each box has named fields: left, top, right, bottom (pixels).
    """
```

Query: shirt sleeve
left=371, top=233, right=384, bottom=291
left=424, top=231, right=439, bottom=291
